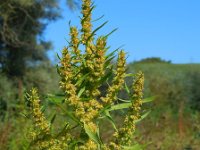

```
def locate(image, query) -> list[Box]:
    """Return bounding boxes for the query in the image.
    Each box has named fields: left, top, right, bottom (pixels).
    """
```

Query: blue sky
left=45, top=0, right=200, bottom=64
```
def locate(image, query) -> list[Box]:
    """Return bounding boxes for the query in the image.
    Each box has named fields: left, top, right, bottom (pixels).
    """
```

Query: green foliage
left=0, top=0, right=78, bottom=77
left=24, top=0, right=150, bottom=149
left=0, top=74, right=17, bottom=119
left=24, top=63, right=60, bottom=95
left=0, top=0, right=58, bottom=77
left=187, top=70, right=200, bottom=110
left=128, top=62, right=200, bottom=149
left=0, top=74, right=17, bottom=102
left=128, top=63, right=200, bottom=111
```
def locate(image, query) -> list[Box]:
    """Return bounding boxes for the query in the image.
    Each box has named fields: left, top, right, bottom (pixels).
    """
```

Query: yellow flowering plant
left=25, top=0, right=152, bottom=149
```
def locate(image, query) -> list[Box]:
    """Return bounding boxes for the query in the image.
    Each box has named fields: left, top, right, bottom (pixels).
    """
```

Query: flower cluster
left=27, top=0, right=147, bottom=149
left=101, top=51, right=126, bottom=105
left=79, top=139, right=98, bottom=150
left=85, top=37, right=107, bottom=98
left=28, top=88, right=50, bottom=134
left=112, top=71, right=144, bottom=146
left=81, top=0, right=92, bottom=44
left=70, top=26, right=81, bottom=64
left=28, top=88, right=70, bottom=150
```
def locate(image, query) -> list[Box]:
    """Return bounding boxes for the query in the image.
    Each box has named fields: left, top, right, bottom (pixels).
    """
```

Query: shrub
left=25, top=0, right=150, bottom=149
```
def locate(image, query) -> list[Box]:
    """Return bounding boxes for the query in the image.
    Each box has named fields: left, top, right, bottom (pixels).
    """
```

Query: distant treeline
left=133, top=57, right=171, bottom=64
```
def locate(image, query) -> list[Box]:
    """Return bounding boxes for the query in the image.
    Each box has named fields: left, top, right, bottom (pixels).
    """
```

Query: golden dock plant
left=26, top=0, right=152, bottom=149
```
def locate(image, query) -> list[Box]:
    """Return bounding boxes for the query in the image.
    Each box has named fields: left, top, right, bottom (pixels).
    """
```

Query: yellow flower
left=111, top=71, right=144, bottom=146
left=80, top=139, right=98, bottom=150
left=81, top=0, right=92, bottom=44
left=70, top=26, right=81, bottom=64
left=101, top=50, right=126, bottom=104
left=29, top=88, right=50, bottom=134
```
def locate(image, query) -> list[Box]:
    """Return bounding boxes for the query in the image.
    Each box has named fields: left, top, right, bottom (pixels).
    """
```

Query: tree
left=0, top=0, right=79, bottom=102
left=0, top=0, right=79, bottom=78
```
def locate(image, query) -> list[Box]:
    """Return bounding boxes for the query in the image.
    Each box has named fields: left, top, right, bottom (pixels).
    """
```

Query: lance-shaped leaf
left=86, top=21, right=108, bottom=43
left=50, top=113, right=56, bottom=125
left=142, top=96, right=155, bottom=104
left=75, top=73, right=89, bottom=86
left=78, top=87, right=86, bottom=98
left=102, top=110, right=118, bottom=131
left=83, top=122, right=102, bottom=148
left=92, top=15, right=104, bottom=22
left=47, top=94, right=65, bottom=104
left=108, top=102, right=132, bottom=111
left=124, top=82, right=130, bottom=95
left=105, top=28, right=118, bottom=39
left=122, top=143, right=143, bottom=150
left=134, top=110, right=151, bottom=123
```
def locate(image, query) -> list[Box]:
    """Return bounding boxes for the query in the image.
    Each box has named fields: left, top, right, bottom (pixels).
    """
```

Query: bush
left=24, top=0, right=150, bottom=149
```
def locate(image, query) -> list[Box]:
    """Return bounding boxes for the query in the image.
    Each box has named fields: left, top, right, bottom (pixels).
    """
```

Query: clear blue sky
left=45, top=0, right=200, bottom=64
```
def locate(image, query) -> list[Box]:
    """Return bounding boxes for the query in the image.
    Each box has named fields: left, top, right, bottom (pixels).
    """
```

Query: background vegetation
left=1, top=59, right=200, bottom=149
left=0, top=0, right=200, bottom=149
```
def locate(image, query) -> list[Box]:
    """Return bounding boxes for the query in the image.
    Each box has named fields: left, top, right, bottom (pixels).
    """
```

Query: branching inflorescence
left=27, top=0, right=147, bottom=149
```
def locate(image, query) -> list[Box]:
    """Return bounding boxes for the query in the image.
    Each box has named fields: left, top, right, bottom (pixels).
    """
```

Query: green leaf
left=47, top=94, right=64, bottom=104
left=99, top=105, right=111, bottom=114
left=65, top=111, right=80, bottom=124
left=20, top=112, right=29, bottom=118
left=105, top=28, right=118, bottom=39
left=83, top=122, right=102, bottom=146
left=86, top=21, right=108, bottom=43
left=124, top=82, right=130, bottom=94
left=75, top=73, right=89, bottom=86
left=125, top=73, right=135, bottom=77
left=108, top=102, right=132, bottom=111
left=104, top=55, right=115, bottom=68
left=105, top=48, right=118, bottom=60
left=41, top=105, right=47, bottom=113
left=56, top=53, right=61, bottom=60
left=69, top=140, right=85, bottom=150
left=103, top=110, right=118, bottom=131
left=142, top=96, right=155, bottom=104
left=92, top=15, right=104, bottom=22
left=122, top=143, right=143, bottom=150
left=118, top=98, right=131, bottom=103
left=81, top=6, right=95, bottom=24
left=108, top=97, right=153, bottom=112
left=56, top=104, right=80, bottom=124
left=99, top=69, right=113, bottom=83
left=56, top=64, right=61, bottom=75
left=117, top=97, right=154, bottom=104
left=95, top=122, right=103, bottom=149
left=80, top=97, right=91, bottom=101
left=50, top=113, right=56, bottom=124
left=78, top=87, right=85, bottom=98
left=56, top=123, right=70, bottom=138
left=105, top=46, right=111, bottom=53
left=134, top=111, right=151, bottom=123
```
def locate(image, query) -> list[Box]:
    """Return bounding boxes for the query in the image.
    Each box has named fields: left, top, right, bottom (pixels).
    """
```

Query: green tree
left=0, top=0, right=79, bottom=102
left=0, top=0, right=79, bottom=78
